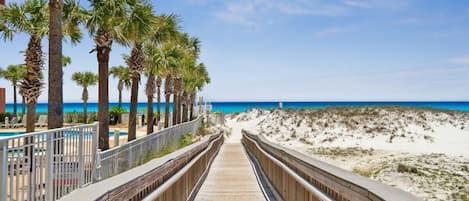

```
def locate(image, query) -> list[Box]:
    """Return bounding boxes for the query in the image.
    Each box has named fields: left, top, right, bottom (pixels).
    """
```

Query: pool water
left=0, top=131, right=128, bottom=138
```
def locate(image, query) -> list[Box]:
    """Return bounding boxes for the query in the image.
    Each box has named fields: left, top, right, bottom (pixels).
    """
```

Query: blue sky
left=1, top=0, right=469, bottom=103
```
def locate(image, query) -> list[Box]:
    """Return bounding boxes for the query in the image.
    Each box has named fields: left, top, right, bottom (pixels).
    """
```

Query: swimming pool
left=0, top=131, right=129, bottom=138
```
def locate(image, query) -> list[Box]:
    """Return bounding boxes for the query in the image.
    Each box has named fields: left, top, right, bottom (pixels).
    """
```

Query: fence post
left=0, top=141, right=7, bottom=201
left=91, top=123, right=100, bottom=182
left=78, top=128, right=85, bottom=186
left=94, top=150, right=101, bottom=182
left=114, top=129, right=119, bottom=147
left=45, top=132, right=55, bottom=201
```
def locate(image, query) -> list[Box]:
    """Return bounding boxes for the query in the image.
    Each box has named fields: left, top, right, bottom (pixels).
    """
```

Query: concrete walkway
left=194, top=119, right=266, bottom=201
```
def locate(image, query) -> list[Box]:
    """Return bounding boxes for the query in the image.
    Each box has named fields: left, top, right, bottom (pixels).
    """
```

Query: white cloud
left=313, top=26, right=351, bottom=37
left=343, top=0, right=413, bottom=10
left=213, top=0, right=350, bottom=27
left=449, top=55, right=469, bottom=65
left=213, top=0, right=414, bottom=27
left=343, top=0, right=373, bottom=8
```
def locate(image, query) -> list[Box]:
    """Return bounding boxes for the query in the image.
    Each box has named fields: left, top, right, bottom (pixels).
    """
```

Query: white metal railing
left=95, top=116, right=203, bottom=180
left=0, top=123, right=99, bottom=201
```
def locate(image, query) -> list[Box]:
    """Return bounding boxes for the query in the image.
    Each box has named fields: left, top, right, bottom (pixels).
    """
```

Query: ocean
left=4, top=101, right=469, bottom=113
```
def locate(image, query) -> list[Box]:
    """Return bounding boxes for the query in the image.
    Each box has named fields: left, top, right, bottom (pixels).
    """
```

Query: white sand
left=228, top=107, right=469, bottom=201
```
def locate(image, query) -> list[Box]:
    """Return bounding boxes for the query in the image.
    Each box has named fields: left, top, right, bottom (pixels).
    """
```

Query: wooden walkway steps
left=194, top=143, right=266, bottom=201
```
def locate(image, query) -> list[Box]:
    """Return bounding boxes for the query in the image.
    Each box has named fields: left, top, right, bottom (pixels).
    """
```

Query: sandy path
left=224, top=117, right=262, bottom=144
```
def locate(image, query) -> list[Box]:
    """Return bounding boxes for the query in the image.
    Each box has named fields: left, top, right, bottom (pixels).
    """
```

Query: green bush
left=181, top=132, right=193, bottom=146
left=0, top=113, right=15, bottom=122
left=109, top=106, right=127, bottom=125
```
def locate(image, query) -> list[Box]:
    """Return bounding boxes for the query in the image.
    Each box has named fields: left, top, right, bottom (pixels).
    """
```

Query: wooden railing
left=242, top=130, right=421, bottom=201
left=97, top=133, right=223, bottom=201
left=142, top=133, right=223, bottom=201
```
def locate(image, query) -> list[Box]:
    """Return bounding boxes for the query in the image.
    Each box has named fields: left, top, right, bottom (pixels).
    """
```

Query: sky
left=1, top=0, right=469, bottom=103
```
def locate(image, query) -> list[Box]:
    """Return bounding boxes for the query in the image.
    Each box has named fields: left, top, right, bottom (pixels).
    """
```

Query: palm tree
left=143, top=45, right=158, bottom=134
left=110, top=65, right=131, bottom=108
left=174, top=34, right=201, bottom=124
left=0, top=64, right=27, bottom=115
left=189, top=63, right=210, bottom=120
left=62, top=55, right=72, bottom=67
left=87, top=0, right=131, bottom=150
left=122, top=1, right=156, bottom=140
left=159, top=43, right=182, bottom=128
left=0, top=0, right=82, bottom=133
left=148, top=14, right=179, bottom=129
left=71, top=72, right=98, bottom=123
left=49, top=1, right=85, bottom=130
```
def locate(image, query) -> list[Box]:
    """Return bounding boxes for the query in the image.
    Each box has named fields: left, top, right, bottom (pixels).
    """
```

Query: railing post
left=78, top=128, right=85, bottom=186
left=114, top=129, right=119, bottom=147
left=0, top=141, right=7, bottom=201
left=91, top=123, right=100, bottom=182
left=45, top=132, right=55, bottom=201
left=94, top=150, right=101, bottom=182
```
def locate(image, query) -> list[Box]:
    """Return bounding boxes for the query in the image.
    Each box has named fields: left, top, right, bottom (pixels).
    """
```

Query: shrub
left=0, top=113, right=15, bottom=122
left=181, top=132, right=193, bottom=146
left=109, top=106, right=127, bottom=125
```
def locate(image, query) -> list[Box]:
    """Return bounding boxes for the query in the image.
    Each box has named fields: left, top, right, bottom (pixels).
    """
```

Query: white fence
left=0, top=123, right=98, bottom=201
left=96, top=116, right=203, bottom=180
left=0, top=116, right=203, bottom=201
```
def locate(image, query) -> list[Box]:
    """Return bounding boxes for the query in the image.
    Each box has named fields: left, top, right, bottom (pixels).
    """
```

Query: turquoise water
left=5, top=101, right=469, bottom=114
left=0, top=131, right=128, bottom=138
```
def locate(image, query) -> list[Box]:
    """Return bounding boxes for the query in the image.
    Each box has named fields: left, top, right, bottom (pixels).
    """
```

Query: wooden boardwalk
left=194, top=143, right=266, bottom=201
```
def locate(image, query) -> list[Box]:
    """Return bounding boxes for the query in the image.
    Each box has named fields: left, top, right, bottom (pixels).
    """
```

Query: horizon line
left=4, top=100, right=469, bottom=104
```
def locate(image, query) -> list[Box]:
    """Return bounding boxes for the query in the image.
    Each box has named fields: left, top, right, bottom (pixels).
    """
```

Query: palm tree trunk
left=156, top=77, right=161, bottom=123
left=177, top=93, right=182, bottom=124
left=172, top=92, right=178, bottom=126
left=118, top=88, right=122, bottom=108
left=25, top=101, right=36, bottom=198
left=164, top=76, right=171, bottom=128
left=182, top=91, right=188, bottom=123
left=146, top=95, right=154, bottom=134
left=173, top=77, right=180, bottom=125
left=13, top=84, right=17, bottom=115
left=84, top=100, right=88, bottom=124
left=128, top=77, right=138, bottom=141
left=146, top=74, right=155, bottom=134
left=96, top=29, right=111, bottom=150
left=83, top=87, right=88, bottom=123
left=26, top=102, right=36, bottom=133
left=21, top=96, right=25, bottom=115
left=177, top=78, right=183, bottom=124
left=22, top=35, right=42, bottom=133
left=48, top=0, right=63, bottom=130
left=189, top=92, right=195, bottom=121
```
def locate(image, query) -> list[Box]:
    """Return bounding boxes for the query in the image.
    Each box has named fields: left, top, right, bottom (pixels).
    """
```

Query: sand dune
left=231, top=107, right=469, bottom=201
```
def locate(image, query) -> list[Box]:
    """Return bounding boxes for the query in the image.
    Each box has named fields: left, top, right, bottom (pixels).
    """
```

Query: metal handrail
left=243, top=134, right=333, bottom=201
left=99, top=116, right=202, bottom=155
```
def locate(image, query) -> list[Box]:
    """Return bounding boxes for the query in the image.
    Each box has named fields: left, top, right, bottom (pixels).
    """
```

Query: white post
left=94, top=150, right=101, bottom=182
left=78, top=128, right=85, bottom=186
left=45, top=132, right=55, bottom=201
left=0, top=141, right=7, bottom=201
left=114, top=129, right=120, bottom=147
left=91, top=123, right=100, bottom=182
left=4, top=117, right=8, bottom=129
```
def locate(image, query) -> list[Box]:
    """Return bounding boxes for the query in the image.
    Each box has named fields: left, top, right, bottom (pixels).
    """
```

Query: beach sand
left=228, top=107, right=469, bottom=201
